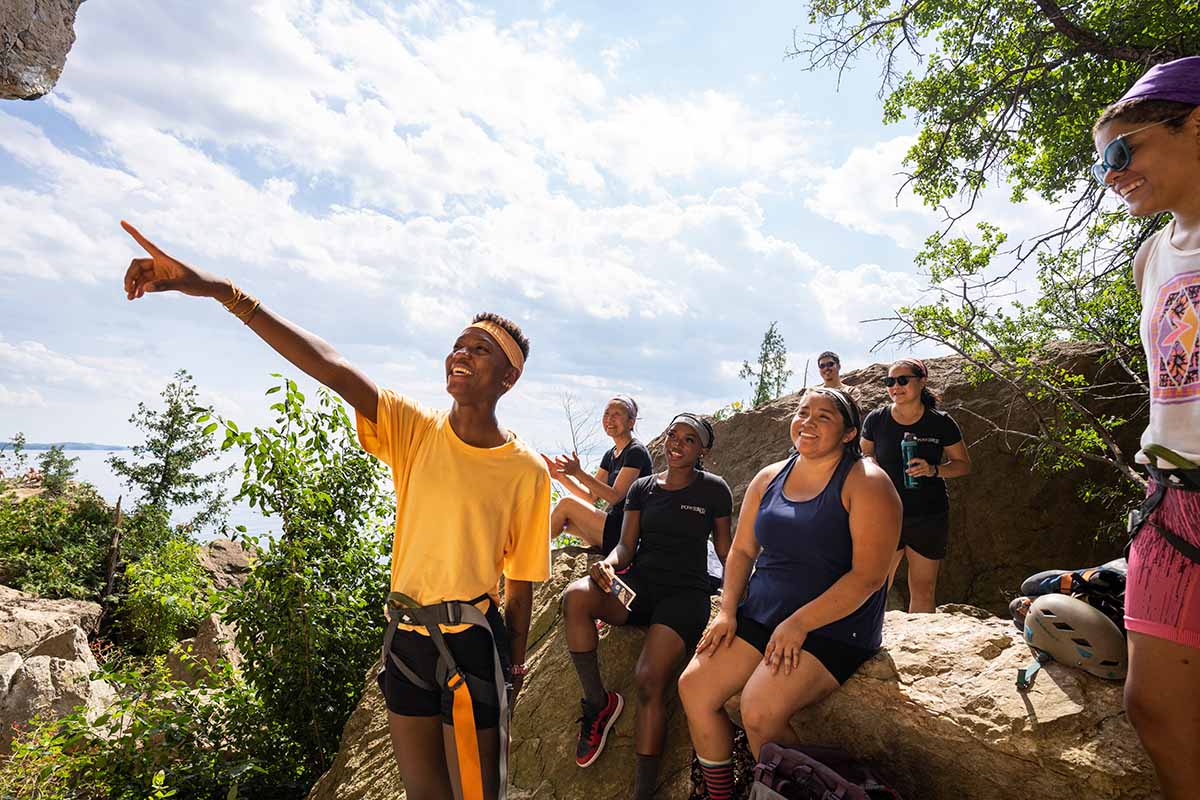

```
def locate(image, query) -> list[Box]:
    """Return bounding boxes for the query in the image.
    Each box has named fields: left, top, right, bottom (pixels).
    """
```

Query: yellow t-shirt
left=356, top=390, right=551, bottom=630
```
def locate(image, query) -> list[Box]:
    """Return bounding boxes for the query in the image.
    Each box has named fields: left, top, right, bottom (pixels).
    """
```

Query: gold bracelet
left=221, top=282, right=261, bottom=324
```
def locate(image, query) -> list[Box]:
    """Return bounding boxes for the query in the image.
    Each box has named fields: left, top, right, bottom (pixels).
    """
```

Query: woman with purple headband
left=545, top=395, right=653, bottom=554
left=1092, top=57, right=1200, bottom=799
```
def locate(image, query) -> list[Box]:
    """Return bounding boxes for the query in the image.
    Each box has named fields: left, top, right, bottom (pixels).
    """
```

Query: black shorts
left=898, top=512, right=949, bottom=560
left=620, top=569, right=712, bottom=654
left=378, top=601, right=510, bottom=727
left=734, top=608, right=877, bottom=685
left=601, top=510, right=623, bottom=555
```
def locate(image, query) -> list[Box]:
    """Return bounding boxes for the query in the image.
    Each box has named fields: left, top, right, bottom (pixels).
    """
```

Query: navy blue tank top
left=740, top=452, right=886, bottom=650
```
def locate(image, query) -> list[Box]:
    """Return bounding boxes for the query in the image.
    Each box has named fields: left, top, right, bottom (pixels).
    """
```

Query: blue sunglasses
left=1091, top=115, right=1188, bottom=185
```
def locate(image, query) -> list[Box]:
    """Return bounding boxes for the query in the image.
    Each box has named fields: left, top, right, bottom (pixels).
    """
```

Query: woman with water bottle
left=861, top=359, right=971, bottom=613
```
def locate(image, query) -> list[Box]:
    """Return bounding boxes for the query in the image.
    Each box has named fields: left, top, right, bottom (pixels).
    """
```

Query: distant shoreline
left=0, top=443, right=131, bottom=451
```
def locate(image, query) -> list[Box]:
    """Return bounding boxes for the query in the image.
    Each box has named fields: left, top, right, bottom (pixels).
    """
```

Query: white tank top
left=1138, top=220, right=1200, bottom=466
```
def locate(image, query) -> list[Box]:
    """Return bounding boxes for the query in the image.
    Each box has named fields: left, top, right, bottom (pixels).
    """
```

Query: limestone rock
left=0, top=584, right=102, bottom=655
left=310, top=551, right=1160, bottom=800
left=197, top=538, right=253, bottom=591
left=653, top=343, right=1142, bottom=614
left=0, top=652, right=116, bottom=754
left=26, top=625, right=95, bottom=668
left=0, top=0, right=85, bottom=100
left=166, top=613, right=243, bottom=686
left=726, top=610, right=1159, bottom=800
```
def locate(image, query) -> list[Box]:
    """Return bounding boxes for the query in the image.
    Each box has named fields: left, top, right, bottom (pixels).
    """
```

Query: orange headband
left=466, top=321, right=525, bottom=376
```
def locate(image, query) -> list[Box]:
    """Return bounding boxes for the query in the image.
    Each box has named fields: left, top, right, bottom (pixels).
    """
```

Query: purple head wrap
left=1119, top=57, right=1200, bottom=106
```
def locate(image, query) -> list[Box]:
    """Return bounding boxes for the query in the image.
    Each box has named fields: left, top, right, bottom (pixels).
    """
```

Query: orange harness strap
left=449, top=671, right=485, bottom=800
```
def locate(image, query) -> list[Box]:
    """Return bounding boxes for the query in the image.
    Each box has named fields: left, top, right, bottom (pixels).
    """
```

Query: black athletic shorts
left=734, top=608, right=877, bottom=685
left=378, top=601, right=510, bottom=727
left=620, top=568, right=712, bottom=654
left=601, top=510, right=623, bottom=555
left=898, top=512, right=950, bottom=560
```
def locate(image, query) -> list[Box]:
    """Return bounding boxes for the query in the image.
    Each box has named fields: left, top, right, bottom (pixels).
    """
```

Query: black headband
left=669, top=413, right=714, bottom=449
left=807, top=388, right=859, bottom=430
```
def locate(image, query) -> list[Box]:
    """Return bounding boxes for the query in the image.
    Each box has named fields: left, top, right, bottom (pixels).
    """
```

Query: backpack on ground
left=748, top=742, right=903, bottom=800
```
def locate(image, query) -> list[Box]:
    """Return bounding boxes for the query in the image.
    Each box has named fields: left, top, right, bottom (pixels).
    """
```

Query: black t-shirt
left=861, top=406, right=963, bottom=518
left=599, top=440, right=653, bottom=520
left=624, top=471, right=733, bottom=591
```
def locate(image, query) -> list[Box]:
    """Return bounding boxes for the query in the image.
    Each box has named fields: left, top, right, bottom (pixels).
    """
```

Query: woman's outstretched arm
left=121, top=221, right=379, bottom=422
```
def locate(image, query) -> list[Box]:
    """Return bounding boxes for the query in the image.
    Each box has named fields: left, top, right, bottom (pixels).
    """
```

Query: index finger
left=120, top=220, right=164, bottom=258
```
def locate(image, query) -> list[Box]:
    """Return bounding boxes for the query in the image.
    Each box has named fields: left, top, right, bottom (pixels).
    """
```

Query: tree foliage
left=38, top=445, right=79, bottom=497
left=794, top=0, right=1200, bottom=496
left=219, top=376, right=393, bottom=787
left=740, top=321, right=794, bottom=407
left=108, top=370, right=231, bottom=533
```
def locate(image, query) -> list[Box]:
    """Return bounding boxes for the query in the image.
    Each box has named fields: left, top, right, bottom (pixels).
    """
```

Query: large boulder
left=166, top=613, right=243, bottom=686
left=728, top=607, right=1158, bottom=800
left=0, top=0, right=85, bottom=100
left=668, top=343, right=1143, bottom=614
left=197, top=538, right=253, bottom=591
left=0, top=625, right=115, bottom=754
left=309, top=550, right=1158, bottom=799
left=0, top=584, right=102, bottom=655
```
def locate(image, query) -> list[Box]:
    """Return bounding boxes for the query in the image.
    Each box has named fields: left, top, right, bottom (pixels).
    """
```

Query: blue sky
left=0, top=0, right=1062, bottom=457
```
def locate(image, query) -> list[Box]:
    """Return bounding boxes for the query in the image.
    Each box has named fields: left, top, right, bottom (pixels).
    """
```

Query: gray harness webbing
left=1126, top=445, right=1200, bottom=566
left=380, top=592, right=510, bottom=800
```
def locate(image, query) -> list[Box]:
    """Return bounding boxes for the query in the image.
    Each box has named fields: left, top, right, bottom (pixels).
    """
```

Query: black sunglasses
left=818, top=361, right=837, bottom=369
left=1091, top=115, right=1189, bottom=185
left=883, top=375, right=920, bottom=387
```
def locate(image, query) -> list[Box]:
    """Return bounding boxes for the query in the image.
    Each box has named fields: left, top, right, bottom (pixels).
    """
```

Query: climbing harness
left=381, top=591, right=510, bottom=800
left=1125, top=444, right=1200, bottom=565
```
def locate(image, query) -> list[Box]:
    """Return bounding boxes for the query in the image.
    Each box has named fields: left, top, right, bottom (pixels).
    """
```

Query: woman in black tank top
left=678, top=391, right=901, bottom=788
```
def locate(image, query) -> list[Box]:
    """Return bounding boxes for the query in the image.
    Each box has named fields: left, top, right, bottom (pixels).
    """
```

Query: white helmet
left=1024, top=594, right=1126, bottom=680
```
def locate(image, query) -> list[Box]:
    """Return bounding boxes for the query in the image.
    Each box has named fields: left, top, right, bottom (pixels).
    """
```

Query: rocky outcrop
left=0, top=0, right=85, bottom=100
left=197, top=538, right=253, bottom=591
left=0, top=586, right=114, bottom=754
left=310, top=550, right=1159, bottom=799
left=0, top=625, right=116, bottom=754
left=166, top=613, right=243, bottom=686
left=0, top=584, right=101, bottom=654
left=668, top=343, right=1143, bottom=614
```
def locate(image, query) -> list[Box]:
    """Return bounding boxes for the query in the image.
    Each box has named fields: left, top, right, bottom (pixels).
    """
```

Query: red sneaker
left=575, top=690, right=623, bottom=768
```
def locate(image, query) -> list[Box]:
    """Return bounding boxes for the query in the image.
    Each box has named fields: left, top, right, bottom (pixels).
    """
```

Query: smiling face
left=602, top=400, right=635, bottom=439
left=886, top=363, right=925, bottom=405
left=818, top=357, right=841, bottom=384
left=790, top=394, right=855, bottom=458
left=664, top=422, right=706, bottom=470
left=1093, top=114, right=1200, bottom=217
left=444, top=328, right=515, bottom=404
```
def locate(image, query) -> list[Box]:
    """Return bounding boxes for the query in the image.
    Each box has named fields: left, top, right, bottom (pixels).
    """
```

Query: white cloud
left=807, top=262, right=925, bottom=332
left=601, top=37, right=638, bottom=77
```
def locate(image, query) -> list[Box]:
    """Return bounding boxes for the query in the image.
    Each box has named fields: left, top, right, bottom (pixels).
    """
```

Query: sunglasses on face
left=1091, top=115, right=1189, bottom=185
left=818, top=361, right=837, bottom=369
left=883, top=375, right=920, bottom=387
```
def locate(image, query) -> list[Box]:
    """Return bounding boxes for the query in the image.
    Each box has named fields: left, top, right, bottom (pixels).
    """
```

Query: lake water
left=61, top=450, right=279, bottom=543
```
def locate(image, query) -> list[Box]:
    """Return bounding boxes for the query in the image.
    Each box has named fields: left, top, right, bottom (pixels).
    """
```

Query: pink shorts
left=1125, top=482, right=1200, bottom=649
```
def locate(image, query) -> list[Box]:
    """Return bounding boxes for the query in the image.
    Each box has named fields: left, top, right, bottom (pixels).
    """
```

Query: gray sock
left=569, top=649, right=606, bottom=709
left=634, top=753, right=661, bottom=800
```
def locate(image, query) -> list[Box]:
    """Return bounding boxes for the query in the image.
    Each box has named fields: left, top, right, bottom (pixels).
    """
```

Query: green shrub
left=0, top=658, right=304, bottom=800
left=220, top=378, right=393, bottom=788
left=0, top=486, right=115, bottom=598
left=122, top=536, right=214, bottom=655
left=37, top=445, right=79, bottom=498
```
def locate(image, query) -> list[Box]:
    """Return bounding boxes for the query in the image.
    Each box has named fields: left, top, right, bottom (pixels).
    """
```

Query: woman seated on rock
left=546, top=396, right=653, bottom=553
left=562, top=414, right=732, bottom=799
left=678, top=390, right=900, bottom=800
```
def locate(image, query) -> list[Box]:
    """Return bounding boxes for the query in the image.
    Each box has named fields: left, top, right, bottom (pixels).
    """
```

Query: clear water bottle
left=901, top=432, right=920, bottom=489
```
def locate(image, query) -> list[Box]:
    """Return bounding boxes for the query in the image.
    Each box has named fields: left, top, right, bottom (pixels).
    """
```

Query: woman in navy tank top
left=678, top=389, right=901, bottom=797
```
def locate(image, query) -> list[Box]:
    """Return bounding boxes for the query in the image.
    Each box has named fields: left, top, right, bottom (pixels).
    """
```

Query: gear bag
left=748, top=742, right=903, bottom=800
left=381, top=591, right=510, bottom=800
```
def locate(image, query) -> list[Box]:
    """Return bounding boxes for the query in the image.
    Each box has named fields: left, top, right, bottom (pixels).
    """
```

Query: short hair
left=1094, top=98, right=1197, bottom=134
left=817, top=351, right=840, bottom=365
left=472, top=312, right=530, bottom=360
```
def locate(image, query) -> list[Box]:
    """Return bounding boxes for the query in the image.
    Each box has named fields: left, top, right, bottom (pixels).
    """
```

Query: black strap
left=1126, top=464, right=1200, bottom=565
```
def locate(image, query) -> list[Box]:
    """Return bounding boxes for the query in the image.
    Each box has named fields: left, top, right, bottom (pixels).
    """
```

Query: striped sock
left=698, top=755, right=734, bottom=800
